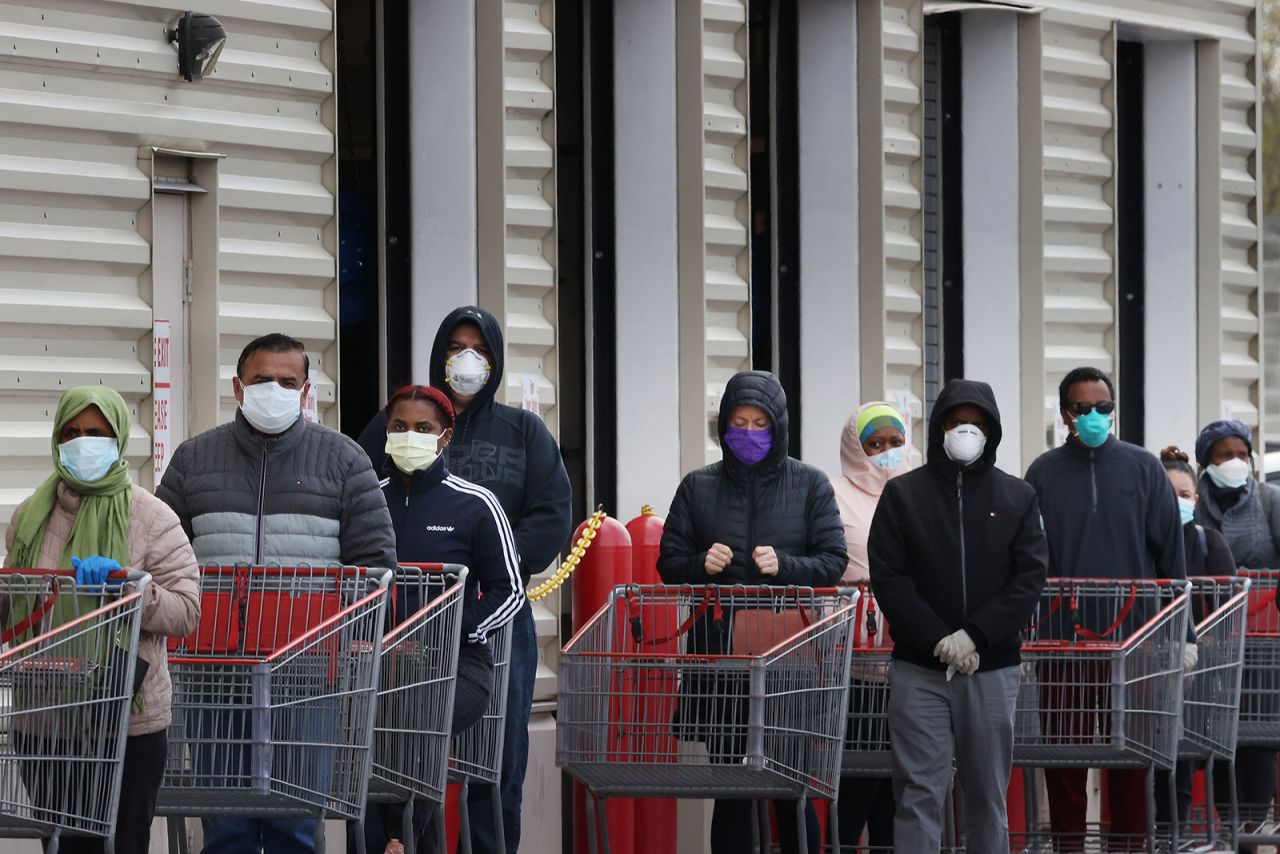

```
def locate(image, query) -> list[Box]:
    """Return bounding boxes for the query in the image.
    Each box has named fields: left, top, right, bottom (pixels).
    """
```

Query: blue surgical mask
left=58, top=437, right=120, bottom=483
left=870, top=447, right=907, bottom=470
left=1177, top=497, right=1196, bottom=527
left=1073, top=410, right=1112, bottom=448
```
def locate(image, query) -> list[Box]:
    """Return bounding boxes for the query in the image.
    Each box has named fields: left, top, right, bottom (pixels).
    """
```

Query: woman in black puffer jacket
left=658, top=370, right=847, bottom=854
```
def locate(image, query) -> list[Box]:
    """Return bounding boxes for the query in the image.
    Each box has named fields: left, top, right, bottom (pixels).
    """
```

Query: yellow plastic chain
left=527, top=507, right=608, bottom=602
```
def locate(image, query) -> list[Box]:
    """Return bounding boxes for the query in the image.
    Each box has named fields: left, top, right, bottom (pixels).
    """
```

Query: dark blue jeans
left=467, top=603, right=537, bottom=854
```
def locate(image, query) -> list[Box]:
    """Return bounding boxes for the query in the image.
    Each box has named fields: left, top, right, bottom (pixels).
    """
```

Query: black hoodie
left=357, top=306, right=573, bottom=584
left=868, top=379, right=1048, bottom=672
left=657, top=370, right=847, bottom=586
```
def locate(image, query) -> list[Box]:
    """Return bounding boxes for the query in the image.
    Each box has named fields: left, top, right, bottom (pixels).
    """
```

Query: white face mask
left=943, top=424, right=987, bottom=466
left=445, top=349, right=491, bottom=397
left=239, top=381, right=303, bottom=434
left=385, top=431, right=441, bottom=474
left=58, top=436, right=121, bottom=483
left=1207, top=457, right=1251, bottom=490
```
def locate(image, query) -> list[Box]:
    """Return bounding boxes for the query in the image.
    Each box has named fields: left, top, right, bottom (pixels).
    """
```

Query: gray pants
left=888, top=660, right=1020, bottom=854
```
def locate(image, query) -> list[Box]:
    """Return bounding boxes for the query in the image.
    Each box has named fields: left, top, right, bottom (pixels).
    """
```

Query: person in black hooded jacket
left=868, top=378, right=1047, bottom=854
left=356, top=306, right=573, bottom=854
left=657, top=370, right=847, bottom=854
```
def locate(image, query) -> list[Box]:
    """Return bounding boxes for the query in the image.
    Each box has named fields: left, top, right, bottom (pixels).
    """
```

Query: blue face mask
left=1073, top=409, right=1112, bottom=448
left=869, top=446, right=907, bottom=470
left=58, top=436, right=120, bottom=483
left=1177, top=497, right=1196, bottom=527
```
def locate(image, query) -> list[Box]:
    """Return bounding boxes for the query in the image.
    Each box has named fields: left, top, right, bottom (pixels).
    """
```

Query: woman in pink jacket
left=4, top=386, right=201, bottom=854
left=831, top=402, right=911, bottom=852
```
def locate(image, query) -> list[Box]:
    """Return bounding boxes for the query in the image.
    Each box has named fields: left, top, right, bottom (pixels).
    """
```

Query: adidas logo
left=424, top=524, right=456, bottom=532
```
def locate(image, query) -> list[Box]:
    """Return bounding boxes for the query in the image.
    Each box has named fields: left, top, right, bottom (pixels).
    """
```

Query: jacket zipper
left=747, top=474, right=757, bottom=576
left=957, top=470, right=968, bottom=618
left=1090, top=449, right=1098, bottom=512
left=254, top=446, right=268, bottom=564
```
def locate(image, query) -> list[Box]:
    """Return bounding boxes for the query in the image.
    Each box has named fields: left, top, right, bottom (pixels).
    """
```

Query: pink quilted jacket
left=5, top=482, right=201, bottom=736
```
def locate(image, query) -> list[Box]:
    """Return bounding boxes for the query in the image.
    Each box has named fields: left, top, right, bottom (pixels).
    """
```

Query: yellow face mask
left=385, top=431, right=441, bottom=474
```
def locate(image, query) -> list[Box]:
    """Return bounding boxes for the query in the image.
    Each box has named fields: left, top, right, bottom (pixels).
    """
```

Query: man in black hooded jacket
left=357, top=306, right=573, bottom=854
left=869, top=379, right=1047, bottom=853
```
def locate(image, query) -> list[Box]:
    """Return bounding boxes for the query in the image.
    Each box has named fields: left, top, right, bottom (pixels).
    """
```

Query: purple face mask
left=723, top=426, right=773, bottom=466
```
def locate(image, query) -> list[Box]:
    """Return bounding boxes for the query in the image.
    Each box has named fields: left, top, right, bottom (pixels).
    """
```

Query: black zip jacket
left=381, top=456, right=525, bottom=644
left=357, top=306, right=573, bottom=585
left=657, top=370, right=847, bottom=588
left=868, top=379, right=1048, bottom=672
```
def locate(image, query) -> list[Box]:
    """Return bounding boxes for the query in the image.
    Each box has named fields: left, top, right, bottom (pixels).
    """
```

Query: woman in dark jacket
left=658, top=370, right=847, bottom=854
left=1193, top=421, right=1279, bottom=842
left=374, top=384, right=525, bottom=854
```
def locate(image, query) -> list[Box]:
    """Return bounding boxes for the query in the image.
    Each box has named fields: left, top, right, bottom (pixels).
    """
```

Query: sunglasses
left=1066, top=401, right=1115, bottom=417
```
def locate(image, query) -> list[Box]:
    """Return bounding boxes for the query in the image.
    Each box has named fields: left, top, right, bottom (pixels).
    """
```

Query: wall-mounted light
left=166, top=12, right=226, bottom=82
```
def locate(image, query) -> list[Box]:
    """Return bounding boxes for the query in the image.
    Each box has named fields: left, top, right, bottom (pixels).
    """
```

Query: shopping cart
left=1014, top=578, right=1190, bottom=853
left=558, top=583, right=859, bottom=854
left=828, top=580, right=895, bottom=853
left=1234, top=568, right=1280, bottom=846
left=446, top=603, right=513, bottom=853
left=360, top=563, right=468, bottom=854
left=0, top=568, right=151, bottom=853
left=1175, top=576, right=1249, bottom=850
left=158, top=562, right=390, bottom=854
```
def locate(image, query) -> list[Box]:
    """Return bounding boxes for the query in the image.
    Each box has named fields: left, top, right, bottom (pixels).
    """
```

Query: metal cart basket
left=0, top=569, right=151, bottom=854
left=158, top=563, right=390, bottom=854
left=1014, top=577, right=1190, bottom=853
left=362, top=563, right=468, bottom=854
left=1178, top=576, right=1249, bottom=850
left=558, top=583, right=858, bottom=854
left=1233, top=568, right=1280, bottom=846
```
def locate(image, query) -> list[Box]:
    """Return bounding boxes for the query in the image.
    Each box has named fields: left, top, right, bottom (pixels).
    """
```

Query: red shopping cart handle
left=398, top=562, right=446, bottom=571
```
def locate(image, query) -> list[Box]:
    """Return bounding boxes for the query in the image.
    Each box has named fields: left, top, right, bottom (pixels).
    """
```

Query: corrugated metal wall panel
left=1038, top=13, right=1115, bottom=436
left=0, top=0, right=336, bottom=530
left=699, top=0, right=751, bottom=465
left=881, top=0, right=925, bottom=450
left=498, top=0, right=559, bottom=432
left=1217, top=36, right=1260, bottom=430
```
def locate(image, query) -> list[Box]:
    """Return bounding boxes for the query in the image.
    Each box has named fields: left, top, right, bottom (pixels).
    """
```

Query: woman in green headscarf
left=4, top=386, right=201, bottom=854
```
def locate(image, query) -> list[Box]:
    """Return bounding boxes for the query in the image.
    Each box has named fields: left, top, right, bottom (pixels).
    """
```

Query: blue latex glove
left=71, top=556, right=123, bottom=587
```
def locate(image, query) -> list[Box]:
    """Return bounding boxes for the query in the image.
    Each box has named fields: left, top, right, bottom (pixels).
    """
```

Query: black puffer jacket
left=869, top=379, right=1048, bottom=672
left=657, top=371, right=847, bottom=588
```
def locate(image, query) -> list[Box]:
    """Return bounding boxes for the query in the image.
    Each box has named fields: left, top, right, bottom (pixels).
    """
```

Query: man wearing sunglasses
left=1025, top=366, right=1189, bottom=850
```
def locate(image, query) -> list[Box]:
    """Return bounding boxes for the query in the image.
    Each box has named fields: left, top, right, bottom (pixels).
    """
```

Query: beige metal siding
left=882, top=0, right=925, bottom=449
left=678, top=0, right=751, bottom=472
left=478, top=0, right=559, bottom=437
left=0, top=1, right=336, bottom=530
left=860, top=0, right=925, bottom=454
left=1038, top=12, right=1115, bottom=440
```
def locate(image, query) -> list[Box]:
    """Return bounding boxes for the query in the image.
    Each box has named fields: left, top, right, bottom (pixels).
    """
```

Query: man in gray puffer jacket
left=158, top=332, right=397, bottom=854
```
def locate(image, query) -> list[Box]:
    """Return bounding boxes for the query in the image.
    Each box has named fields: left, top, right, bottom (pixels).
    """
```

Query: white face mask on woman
left=385, top=431, right=441, bottom=474
left=1207, top=457, right=1251, bottom=490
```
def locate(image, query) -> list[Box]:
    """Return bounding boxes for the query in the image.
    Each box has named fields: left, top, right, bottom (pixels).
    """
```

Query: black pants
left=19, top=730, right=166, bottom=854
left=836, top=777, right=894, bottom=850
left=711, top=798, right=819, bottom=854
left=1154, top=760, right=1194, bottom=830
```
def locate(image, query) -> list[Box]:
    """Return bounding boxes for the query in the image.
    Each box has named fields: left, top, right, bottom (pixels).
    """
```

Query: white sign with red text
left=522, top=376, right=540, bottom=415
left=303, top=368, right=320, bottom=423
left=153, top=320, right=172, bottom=479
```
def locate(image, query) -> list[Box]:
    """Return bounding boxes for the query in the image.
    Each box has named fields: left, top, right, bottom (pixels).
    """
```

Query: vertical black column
left=1117, top=41, right=1146, bottom=444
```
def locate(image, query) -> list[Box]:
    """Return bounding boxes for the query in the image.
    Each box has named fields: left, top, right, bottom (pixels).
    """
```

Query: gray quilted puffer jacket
left=157, top=412, right=397, bottom=572
left=1196, top=474, right=1280, bottom=569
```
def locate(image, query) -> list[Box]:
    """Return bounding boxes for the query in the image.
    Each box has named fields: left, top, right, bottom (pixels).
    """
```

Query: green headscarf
left=8, top=386, right=133, bottom=570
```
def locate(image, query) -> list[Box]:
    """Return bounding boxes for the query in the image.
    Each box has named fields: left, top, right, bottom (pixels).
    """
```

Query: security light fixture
left=167, top=12, right=226, bottom=82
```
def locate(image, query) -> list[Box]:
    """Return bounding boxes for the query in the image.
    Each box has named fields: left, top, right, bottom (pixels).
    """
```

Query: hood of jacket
left=926, top=379, right=1003, bottom=473
left=428, top=305, right=506, bottom=412
left=840, top=401, right=912, bottom=497
left=717, top=371, right=789, bottom=473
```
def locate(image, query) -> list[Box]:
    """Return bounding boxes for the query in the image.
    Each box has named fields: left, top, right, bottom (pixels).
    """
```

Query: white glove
left=1183, top=643, right=1198, bottom=674
left=933, top=629, right=977, bottom=667
left=955, top=651, right=980, bottom=676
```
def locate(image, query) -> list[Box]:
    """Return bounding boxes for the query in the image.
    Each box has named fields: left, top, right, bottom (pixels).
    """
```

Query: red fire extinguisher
left=624, top=507, right=678, bottom=854
left=572, top=513, right=635, bottom=854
